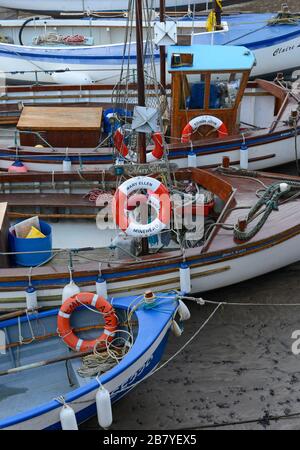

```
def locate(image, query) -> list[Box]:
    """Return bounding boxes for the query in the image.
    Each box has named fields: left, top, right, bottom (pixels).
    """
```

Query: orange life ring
left=113, top=128, right=164, bottom=162
left=57, top=292, right=118, bottom=352
left=181, top=115, right=228, bottom=143
left=113, top=176, right=171, bottom=237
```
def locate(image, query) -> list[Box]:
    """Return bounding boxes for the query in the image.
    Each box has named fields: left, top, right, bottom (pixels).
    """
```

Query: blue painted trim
left=0, top=231, right=290, bottom=291
left=0, top=127, right=298, bottom=164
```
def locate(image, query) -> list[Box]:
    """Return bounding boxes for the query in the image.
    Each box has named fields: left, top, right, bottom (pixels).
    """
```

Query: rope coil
left=233, top=180, right=300, bottom=241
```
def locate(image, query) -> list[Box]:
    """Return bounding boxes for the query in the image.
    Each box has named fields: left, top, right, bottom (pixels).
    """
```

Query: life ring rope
left=181, top=115, right=228, bottom=143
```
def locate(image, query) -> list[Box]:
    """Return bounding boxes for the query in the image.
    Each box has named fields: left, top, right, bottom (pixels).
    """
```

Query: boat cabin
left=167, top=44, right=256, bottom=140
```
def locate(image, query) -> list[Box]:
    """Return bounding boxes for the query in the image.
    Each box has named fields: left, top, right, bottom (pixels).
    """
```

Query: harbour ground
left=1, top=0, right=300, bottom=431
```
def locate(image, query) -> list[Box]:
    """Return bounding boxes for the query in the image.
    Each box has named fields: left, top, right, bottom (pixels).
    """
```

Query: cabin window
left=178, top=72, right=243, bottom=111
left=171, top=53, right=193, bottom=68
left=208, top=73, right=242, bottom=109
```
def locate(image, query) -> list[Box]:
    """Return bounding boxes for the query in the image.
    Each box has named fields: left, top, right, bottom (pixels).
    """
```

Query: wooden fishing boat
left=0, top=8, right=297, bottom=85
left=0, top=291, right=183, bottom=429
left=0, top=165, right=300, bottom=310
left=0, top=44, right=299, bottom=172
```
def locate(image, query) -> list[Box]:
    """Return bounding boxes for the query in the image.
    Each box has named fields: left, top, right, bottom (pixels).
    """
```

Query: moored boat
left=0, top=291, right=184, bottom=429
left=0, top=9, right=298, bottom=85
left=1, top=166, right=300, bottom=310
left=0, top=44, right=299, bottom=172
left=0, top=0, right=253, bottom=16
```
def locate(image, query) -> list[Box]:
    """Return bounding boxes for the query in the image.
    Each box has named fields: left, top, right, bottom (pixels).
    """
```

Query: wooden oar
left=0, top=308, right=42, bottom=322
left=0, top=346, right=122, bottom=377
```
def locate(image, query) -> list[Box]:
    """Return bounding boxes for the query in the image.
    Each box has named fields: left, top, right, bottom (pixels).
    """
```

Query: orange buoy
left=181, top=115, right=228, bottom=143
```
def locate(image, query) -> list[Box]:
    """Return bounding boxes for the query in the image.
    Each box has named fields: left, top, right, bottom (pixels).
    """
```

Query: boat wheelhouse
left=167, top=44, right=255, bottom=141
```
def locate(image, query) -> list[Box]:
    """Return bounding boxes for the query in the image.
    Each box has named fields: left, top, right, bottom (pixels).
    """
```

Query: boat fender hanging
left=113, top=176, right=171, bottom=238
left=62, top=280, right=80, bottom=304
left=25, top=285, right=38, bottom=311
left=113, top=128, right=164, bottom=162
left=280, top=183, right=290, bottom=193
left=181, top=115, right=228, bottom=143
left=57, top=292, right=118, bottom=352
left=60, top=404, right=78, bottom=430
left=187, top=150, right=197, bottom=168
left=51, top=71, right=93, bottom=85
left=240, top=142, right=248, bottom=170
left=62, top=156, right=72, bottom=172
left=96, top=275, right=108, bottom=299
left=179, top=263, right=191, bottom=294
left=96, top=386, right=113, bottom=429
left=178, top=299, right=191, bottom=321
left=8, top=160, right=28, bottom=173
left=171, top=320, right=183, bottom=337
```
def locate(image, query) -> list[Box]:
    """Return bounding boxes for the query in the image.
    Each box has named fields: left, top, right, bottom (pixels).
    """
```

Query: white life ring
left=181, top=115, right=228, bottom=143
left=113, top=128, right=164, bottom=162
left=112, top=176, right=171, bottom=237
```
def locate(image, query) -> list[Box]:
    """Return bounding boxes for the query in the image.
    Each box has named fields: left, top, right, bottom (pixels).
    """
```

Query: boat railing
left=10, top=129, right=55, bottom=152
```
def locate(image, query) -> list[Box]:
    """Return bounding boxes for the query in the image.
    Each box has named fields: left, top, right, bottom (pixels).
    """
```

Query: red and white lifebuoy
left=112, top=176, right=171, bottom=237
left=57, top=292, right=118, bottom=352
left=181, top=115, right=228, bottom=143
left=113, top=128, right=164, bottom=162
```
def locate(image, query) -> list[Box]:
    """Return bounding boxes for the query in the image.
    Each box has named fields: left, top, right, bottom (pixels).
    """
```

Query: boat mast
left=135, top=0, right=147, bottom=164
left=135, top=0, right=149, bottom=254
left=159, top=0, right=166, bottom=90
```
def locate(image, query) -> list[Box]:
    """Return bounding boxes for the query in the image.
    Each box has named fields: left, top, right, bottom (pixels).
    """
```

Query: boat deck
left=207, top=171, right=300, bottom=253
left=0, top=361, right=73, bottom=420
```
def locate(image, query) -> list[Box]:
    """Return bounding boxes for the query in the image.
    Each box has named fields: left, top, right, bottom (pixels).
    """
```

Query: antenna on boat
left=135, top=0, right=147, bottom=166
left=159, top=0, right=166, bottom=91
left=135, top=0, right=149, bottom=255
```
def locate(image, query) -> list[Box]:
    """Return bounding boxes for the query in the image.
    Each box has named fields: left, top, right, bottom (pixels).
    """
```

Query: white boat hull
left=0, top=130, right=299, bottom=172
left=0, top=229, right=299, bottom=310
left=0, top=0, right=207, bottom=13
left=0, top=14, right=298, bottom=84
